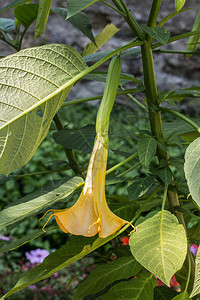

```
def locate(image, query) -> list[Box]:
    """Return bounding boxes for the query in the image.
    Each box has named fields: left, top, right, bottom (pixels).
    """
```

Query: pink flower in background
left=121, top=236, right=129, bottom=245
left=25, top=249, right=50, bottom=264
left=0, top=235, right=10, bottom=241
left=190, top=244, right=199, bottom=256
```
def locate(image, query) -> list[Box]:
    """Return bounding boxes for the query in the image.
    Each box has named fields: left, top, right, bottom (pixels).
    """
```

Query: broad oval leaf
left=0, top=44, right=87, bottom=175
left=154, top=286, right=178, bottom=300
left=101, top=272, right=155, bottom=300
left=190, top=246, right=200, bottom=298
left=0, top=176, right=84, bottom=229
left=74, top=256, right=142, bottom=299
left=129, top=210, right=187, bottom=286
left=14, top=4, right=38, bottom=28
left=184, top=137, right=200, bottom=207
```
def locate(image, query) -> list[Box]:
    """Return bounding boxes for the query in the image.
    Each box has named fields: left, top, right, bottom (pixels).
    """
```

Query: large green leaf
left=0, top=176, right=83, bottom=229
left=184, top=137, right=200, bottom=207
left=129, top=210, right=187, bottom=286
left=143, top=26, right=170, bottom=44
left=101, top=272, right=155, bottom=300
left=138, top=136, right=157, bottom=168
left=0, top=226, right=130, bottom=299
left=53, top=124, right=96, bottom=153
left=0, top=44, right=87, bottom=175
left=35, top=0, right=53, bottom=38
left=186, top=9, right=200, bottom=56
left=190, top=246, right=200, bottom=297
left=66, top=0, right=98, bottom=19
left=14, top=4, right=38, bottom=28
left=74, top=256, right=142, bottom=299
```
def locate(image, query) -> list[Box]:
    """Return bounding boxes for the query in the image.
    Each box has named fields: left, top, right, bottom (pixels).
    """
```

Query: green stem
left=53, top=114, right=83, bottom=177
left=62, top=88, right=138, bottom=107
left=147, top=0, right=162, bottom=28
left=112, top=0, right=144, bottom=39
left=119, top=85, right=147, bottom=111
left=99, top=0, right=125, bottom=16
left=161, top=184, right=168, bottom=211
left=106, top=152, right=138, bottom=175
left=14, top=166, right=70, bottom=179
left=154, top=49, right=200, bottom=55
left=117, top=162, right=140, bottom=177
left=184, top=251, right=191, bottom=293
left=141, top=40, right=167, bottom=160
left=152, top=29, right=200, bottom=49
left=160, top=107, right=200, bottom=131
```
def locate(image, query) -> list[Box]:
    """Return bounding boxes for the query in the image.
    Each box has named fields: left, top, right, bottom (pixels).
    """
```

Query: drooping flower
left=42, top=136, right=129, bottom=238
left=41, top=56, right=133, bottom=238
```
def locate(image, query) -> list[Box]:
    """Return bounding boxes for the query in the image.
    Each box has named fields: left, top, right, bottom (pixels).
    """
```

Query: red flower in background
left=121, top=236, right=129, bottom=245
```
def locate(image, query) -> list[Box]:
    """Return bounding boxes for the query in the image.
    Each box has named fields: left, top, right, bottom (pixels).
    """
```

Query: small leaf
left=143, top=26, right=170, bottom=44
left=172, top=291, right=190, bottom=299
left=53, top=124, right=96, bottom=153
left=74, top=257, right=142, bottom=299
left=175, top=0, right=186, bottom=12
left=186, top=9, right=200, bottom=57
left=82, top=23, right=119, bottom=57
left=0, top=18, right=15, bottom=32
left=101, top=272, right=154, bottom=300
left=35, top=0, right=53, bottom=38
left=190, top=246, right=200, bottom=297
left=129, top=210, right=187, bottom=286
left=0, top=176, right=84, bottom=229
left=128, top=176, right=155, bottom=200
left=66, top=0, right=98, bottom=19
left=138, top=136, right=157, bottom=168
left=157, top=167, right=173, bottom=184
left=184, top=137, right=200, bottom=207
left=0, top=0, right=28, bottom=13
left=154, top=286, right=179, bottom=300
left=14, top=4, right=38, bottom=28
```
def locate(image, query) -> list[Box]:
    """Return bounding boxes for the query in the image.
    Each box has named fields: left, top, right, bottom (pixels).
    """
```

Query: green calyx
left=96, top=55, right=122, bottom=148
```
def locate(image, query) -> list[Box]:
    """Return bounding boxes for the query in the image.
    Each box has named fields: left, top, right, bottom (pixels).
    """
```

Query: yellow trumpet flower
left=42, top=136, right=129, bottom=238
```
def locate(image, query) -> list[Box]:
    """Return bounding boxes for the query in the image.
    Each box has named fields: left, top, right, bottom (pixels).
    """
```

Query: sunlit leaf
left=175, top=0, right=186, bottom=12
left=172, top=291, right=190, bottom=299
left=129, top=210, right=187, bottom=286
left=184, top=137, right=200, bottom=207
left=0, top=44, right=87, bottom=175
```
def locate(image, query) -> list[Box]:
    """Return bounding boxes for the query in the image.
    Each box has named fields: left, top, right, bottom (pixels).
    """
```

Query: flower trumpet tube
left=42, top=136, right=129, bottom=238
